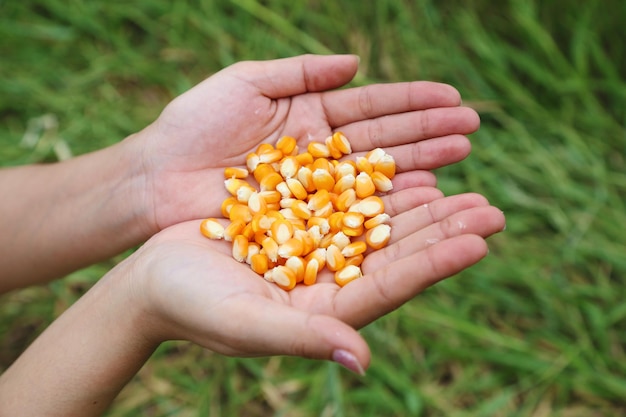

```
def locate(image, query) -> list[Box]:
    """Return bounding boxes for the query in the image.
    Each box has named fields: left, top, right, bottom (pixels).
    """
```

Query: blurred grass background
left=1, top=0, right=625, bottom=415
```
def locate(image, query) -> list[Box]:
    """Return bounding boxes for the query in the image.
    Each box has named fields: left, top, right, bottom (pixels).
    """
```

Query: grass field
left=1, top=0, right=625, bottom=416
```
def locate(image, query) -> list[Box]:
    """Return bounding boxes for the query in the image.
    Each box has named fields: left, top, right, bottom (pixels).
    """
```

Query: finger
left=387, top=134, right=472, bottom=172
left=342, top=106, right=480, bottom=152
left=380, top=187, right=445, bottom=217
left=334, top=234, right=490, bottom=329
left=235, top=54, right=360, bottom=98
left=322, top=81, right=462, bottom=127
left=365, top=205, right=505, bottom=270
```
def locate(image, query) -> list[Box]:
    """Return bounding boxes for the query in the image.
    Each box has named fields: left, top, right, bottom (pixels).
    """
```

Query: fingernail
left=332, top=349, right=366, bottom=376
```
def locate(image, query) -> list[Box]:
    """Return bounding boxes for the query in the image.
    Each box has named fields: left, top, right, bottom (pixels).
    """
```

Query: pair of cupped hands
left=117, top=54, right=505, bottom=374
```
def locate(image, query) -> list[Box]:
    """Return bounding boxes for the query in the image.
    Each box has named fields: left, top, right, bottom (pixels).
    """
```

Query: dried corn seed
left=366, top=147, right=386, bottom=164
left=296, top=166, right=315, bottom=192
left=355, top=156, right=373, bottom=174
left=373, top=154, right=396, bottom=178
left=259, top=172, right=283, bottom=191
left=279, top=156, right=300, bottom=178
left=246, top=153, right=260, bottom=172
left=305, top=247, right=327, bottom=269
left=333, top=173, right=356, bottom=194
left=342, top=212, right=365, bottom=229
left=303, top=258, right=319, bottom=286
left=312, top=168, right=335, bottom=192
left=334, top=188, right=356, bottom=213
left=312, top=157, right=334, bottom=175
left=256, top=143, right=274, bottom=155
left=224, top=167, right=249, bottom=179
left=344, top=254, right=364, bottom=267
left=307, top=189, right=331, bottom=211
left=307, top=225, right=324, bottom=247
left=279, top=207, right=298, bottom=220
left=276, top=135, right=297, bottom=155
left=246, top=242, right=261, bottom=264
left=225, top=178, right=253, bottom=196
left=334, top=265, right=362, bottom=287
left=241, top=222, right=255, bottom=240
left=261, top=236, right=279, bottom=262
left=224, top=220, right=247, bottom=242
left=285, top=256, right=306, bottom=282
left=364, top=213, right=391, bottom=229
left=295, top=151, right=314, bottom=166
left=365, top=224, right=391, bottom=249
left=221, top=196, right=238, bottom=218
left=307, top=142, right=331, bottom=158
left=355, top=172, right=376, bottom=198
left=318, top=232, right=334, bottom=249
left=341, top=241, right=367, bottom=257
left=272, top=266, right=297, bottom=291
left=342, top=225, right=364, bottom=237
left=276, top=181, right=293, bottom=199
left=232, top=235, right=249, bottom=262
left=278, top=237, right=305, bottom=259
left=331, top=231, right=351, bottom=250
left=294, top=229, right=315, bottom=255
left=250, top=253, right=270, bottom=274
left=331, top=131, right=352, bottom=155
left=200, top=218, right=225, bottom=240
left=290, top=199, right=312, bottom=220
left=313, top=201, right=334, bottom=218
left=259, top=149, right=283, bottom=164
left=325, top=135, right=344, bottom=159
left=279, top=197, right=297, bottom=209
left=286, top=178, right=308, bottom=200
left=228, top=203, right=253, bottom=223
left=253, top=163, right=276, bottom=183
left=371, top=171, right=394, bottom=193
left=306, top=217, right=330, bottom=235
left=259, top=190, right=281, bottom=204
left=328, top=211, right=345, bottom=233
left=358, top=196, right=385, bottom=217
left=334, top=161, right=357, bottom=181
left=326, top=244, right=346, bottom=272
left=270, top=219, right=294, bottom=245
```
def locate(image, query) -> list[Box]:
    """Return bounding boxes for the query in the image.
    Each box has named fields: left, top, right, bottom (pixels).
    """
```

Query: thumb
left=234, top=54, right=360, bottom=98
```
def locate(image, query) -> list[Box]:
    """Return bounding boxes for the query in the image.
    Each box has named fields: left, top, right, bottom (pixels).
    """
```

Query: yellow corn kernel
left=259, top=149, right=283, bottom=164
left=290, top=200, right=312, bottom=220
left=200, top=218, right=225, bottom=240
left=344, top=254, right=364, bottom=267
left=355, top=172, right=376, bottom=198
left=331, top=231, right=351, bottom=250
left=303, top=258, right=319, bottom=286
left=334, top=265, right=362, bottom=287
left=333, top=173, right=355, bottom=194
left=279, top=207, right=299, bottom=221
left=279, top=197, right=297, bottom=209
left=271, top=266, right=297, bottom=291
left=295, top=151, right=314, bottom=166
left=328, top=211, right=345, bottom=233
left=333, top=188, right=355, bottom=213
left=331, top=131, right=352, bottom=155
left=312, top=157, right=334, bottom=175
left=342, top=212, right=365, bottom=229
left=278, top=237, right=304, bottom=259
left=373, top=154, right=396, bottom=179
left=341, top=241, right=367, bottom=257
left=305, top=247, right=327, bottom=270
left=259, top=171, right=283, bottom=191
left=318, top=232, right=334, bottom=249
left=224, top=166, right=249, bottom=179
left=286, top=178, right=308, bottom=200
left=307, top=225, right=324, bottom=248
left=366, top=147, right=386, bottom=164
left=246, top=152, right=260, bottom=172
left=325, top=135, right=344, bottom=160
left=285, top=256, right=306, bottom=283
left=232, top=235, right=249, bottom=263
left=355, top=156, right=373, bottom=175
left=365, top=224, right=391, bottom=250
left=313, top=201, right=334, bottom=218
left=371, top=171, right=394, bottom=193
left=236, top=185, right=255, bottom=204
left=221, top=196, right=238, bottom=218
left=312, top=168, right=335, bottom=192
left=250, top=253, right=269, bottom=275
left=358, top=195, right=385, bottom=217
left=270, top=219, right=294, bottom=245
left=228, top=203, right=253, bottom=224
left=259, top=190, right=281, bottom=204
left=246, top=242, right=261, bottom=264
left=240, top=222, right=255, bottom=241
left=307, top=189, right=331, bottom=211
left=364, top=213, right=391, bottom=229
left=276, top=135, right=297, bottom=155
left=250, top=214, right=271, bottom=233
left=224, top=178, right=253, bottom=197
left=254, top=231, right=268, bottom=246
left=326, top=244, right=346, bottom=272
left=274, top=181, right=291, bottom=199
left=307, top=216, right=330, bottom=235
left=307, top=142, right=330, bottom=158
left=224, top=220, right=247, bottom=242
left=279, top=156, right=300, bottom=179
left=296, top=166, right=315, bottom=193
left=256, top=143, right=274, bottom=155
left=253, top=163, right=276, bottom=183
left=334, top=161, right=357, bottom=181
left=261, top=236, right=279, bottom=262
left=266, top=210, right=285, bottom=222
left=342, top=225, right=364, bottom=238
left=287, top=218, right=306, bottom=231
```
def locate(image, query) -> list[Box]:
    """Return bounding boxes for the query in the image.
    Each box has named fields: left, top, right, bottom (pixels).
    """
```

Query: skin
left=0, top=54, right=505, bottom=415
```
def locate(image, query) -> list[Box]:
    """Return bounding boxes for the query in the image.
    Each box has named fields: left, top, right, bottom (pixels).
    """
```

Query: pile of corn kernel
left=200, top=132, right=394, bottom=290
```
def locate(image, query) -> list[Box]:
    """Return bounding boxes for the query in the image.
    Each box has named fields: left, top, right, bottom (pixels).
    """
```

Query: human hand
left=125, top=189, right=504, bottom=374
left=132, top=54, right=480, bottom=234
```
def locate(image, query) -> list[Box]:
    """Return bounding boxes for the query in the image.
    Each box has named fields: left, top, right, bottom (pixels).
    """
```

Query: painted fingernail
left=332, top=349, right=366, bottom=376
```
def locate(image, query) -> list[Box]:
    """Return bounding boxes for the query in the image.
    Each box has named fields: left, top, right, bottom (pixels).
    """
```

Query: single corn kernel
left=272, top=266, right=297, bottom=291
left=276, top=181, right=293, bottom=199
left=371, top=171, right=394, bottom=193
left=250, top=253, right=270, bottom=275
left=342, top=225, right=364, bottom=238
left=355, top=172, right=376, bottom=198
left=326, top=244, right=346, bottom=272
left=279, top=156, right=300, bottom=179
left=290, top=200, right=312, bottom=220
left=305, top=247, right=327, bottom=270
left=259, top=190, right=282, bottom=204
left=294, top=228, right=315, bottom=256
left=373, top=154, right=396, bottom=179
left=307, top=189, right=331, bottom=211
left=225, top=178, right=253, bottom=197
left=341, top=241, right=367, bottom=257
left=313, top=201, right=334, bottom=218
left=307, top=225, right=324, bottom=248
left=278, top=237, right=304, bottom=259
left=358, top=195, right=385, bottom=217
left=253, top=163, right=276, bottom=183
left=331, top=231, right=351, bottom=250
left=312, top=157, right=334, bottom=175
left=334, top=265, right=362, bottom=287
left=296, top=166, right=315, bottom=192
left=256, top=143, right=274, bottom=155
left=279, top=197, right=297, bottom=209
left=228, top=203, right=253, bottom=224
left=342, top=212, right=365, bottom=229
left=259, top=149, right=283, bottom=164
left=224, top=220, right=247, bottom=242
left=328, top=211, right=345, bottom=233
left=312, top=168, right=335, bottom=192
left=295, top=152, right=314, bottom=166
left=287, top=218, right=306, bottom=231
left=270, top=219, right=294, bottom=245
left=224, top=167, right=249, bottom=179
left=325, top=135, right=344, bottom=160
left=331, top=131, right=352, bottom=155
left=246, top=153, right=260, bottom=172
left=366, top=224, right=391, bottom=250
left=246, top=242, right=261, bottom=264
left=318, top=232, right=334, bottom=249
left=285, top=256, right=306, bottom=283
left=286, top=178, right=308, bottom=200
left=276, top=135, right=298, bottom=155
left=355, top=156, right=373, bottom=175
left=251, top=213, right=272, bottom=233
left=364, top=213, right=391, bottom=229
left=259, top=172, right=283, bottom=191
left=307, top=142, right=331, bottom=158
left=221, top=196, right=238, bottom=218
left=303, top=258, right=320, bottom=286
left=333, top=173, right=355, bottom=194
left=344, top=254, right=364, bottom=267
left=232, top=235, right=249, bottom=263
left=366, top=147, right=386, bottom=164
left=247, top=192, right=268, bottom=215
left=307, top=216, right=330, bottom=235
left=335, top=188, right=357, bottom=212
left=240, top=222, right=254, bottom=241
left=261, top=236, right=279, bottom=262
left=200, top=218, right=225, bottom=240
left=334, top=161, right=357, bottom=181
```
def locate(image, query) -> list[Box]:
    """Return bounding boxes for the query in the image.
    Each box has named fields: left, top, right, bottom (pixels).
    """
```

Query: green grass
left=1, top=0, right=625, bottom=415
